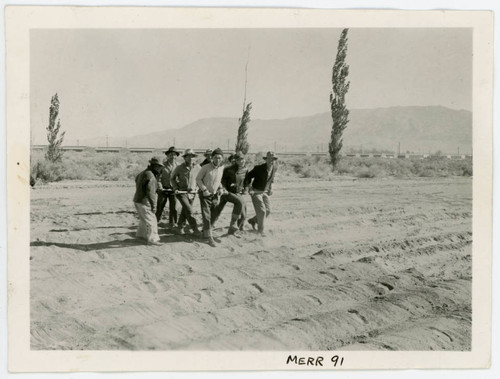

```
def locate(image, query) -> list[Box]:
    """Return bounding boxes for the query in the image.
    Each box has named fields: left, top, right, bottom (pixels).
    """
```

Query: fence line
left=31, top=145, right=472, bottom=160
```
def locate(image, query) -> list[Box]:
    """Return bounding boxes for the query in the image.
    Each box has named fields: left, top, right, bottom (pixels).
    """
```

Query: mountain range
left=70, top=106, right=472, bottom=154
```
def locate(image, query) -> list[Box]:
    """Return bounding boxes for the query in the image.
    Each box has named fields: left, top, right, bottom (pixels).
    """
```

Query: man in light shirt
left=196, top=147, right=226, bottom=247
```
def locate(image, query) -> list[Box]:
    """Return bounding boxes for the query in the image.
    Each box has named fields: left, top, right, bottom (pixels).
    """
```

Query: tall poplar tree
left=235, top=51, right=252, bottom=155
left=235, top=102, right=252, bottom=154
left=45, top=93, right=65, bottom=163
left=329, top=28, right=350, bottom=168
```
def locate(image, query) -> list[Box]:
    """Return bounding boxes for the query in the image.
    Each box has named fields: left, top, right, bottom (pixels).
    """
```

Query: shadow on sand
left=50, top=226, right=136, bottom=233
left=31, top=230, right=203, bottom=251
left=74, top=210, right=136, bottom=216
left=30, top=238, right=145, bottom=251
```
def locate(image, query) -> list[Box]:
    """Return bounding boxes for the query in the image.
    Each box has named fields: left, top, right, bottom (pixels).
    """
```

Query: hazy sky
left=30, top=28, right=472, bottom=144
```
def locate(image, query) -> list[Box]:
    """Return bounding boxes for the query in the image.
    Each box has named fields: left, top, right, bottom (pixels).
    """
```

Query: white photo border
left=5, top=6, right=493, bottom=372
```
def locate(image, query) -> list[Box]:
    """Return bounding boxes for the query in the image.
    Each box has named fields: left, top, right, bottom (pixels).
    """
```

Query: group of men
left=133, top=147, right=278, bottom=247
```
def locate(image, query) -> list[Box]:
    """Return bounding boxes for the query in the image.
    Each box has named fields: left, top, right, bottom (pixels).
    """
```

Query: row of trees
left=234, top=28, right=350, bottom=168
left=39, top=29, right=350, bottom=174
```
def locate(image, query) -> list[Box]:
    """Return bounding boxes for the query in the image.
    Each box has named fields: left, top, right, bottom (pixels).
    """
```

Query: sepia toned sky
left=30, top=28, right=472, bottom=144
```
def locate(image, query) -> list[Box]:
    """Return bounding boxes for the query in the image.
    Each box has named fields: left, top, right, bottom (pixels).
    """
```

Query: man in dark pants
left=212, top=151, right=249, bottom=235
left=170, top=148, right=201, bottom=236
left=196, top=148, right=225, bottom=247
left=247, top=151, right=278, bottom=237
left=156, top=146, right=179, bottom=227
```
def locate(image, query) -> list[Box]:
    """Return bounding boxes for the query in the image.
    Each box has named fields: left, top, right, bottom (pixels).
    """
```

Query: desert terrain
left=30, top=174, right=472, bottom=350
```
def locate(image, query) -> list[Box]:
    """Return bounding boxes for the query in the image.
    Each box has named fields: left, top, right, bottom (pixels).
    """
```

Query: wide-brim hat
left=263, top=151, right=278, bottom=160
left=212, top=147, right=224, bottom=157
left=165, top=146, right=180, bottom=156
left=149, top=156, right=165, bottom=167
left=182, top=148, right=198, bottom=158
left=204, top=149, right=213, bottom=157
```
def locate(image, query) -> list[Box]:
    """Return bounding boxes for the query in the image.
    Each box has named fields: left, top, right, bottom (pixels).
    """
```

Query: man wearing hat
left=170, top=149, right=201, bottom=236
left=133, top=157, right=164, bottom=245
left=196, top=147, right=226, bottom=247
left=156, top=146, right=180, bottom=226
left=246, top=151, right=279, bottom=237
left=227, top=153, right=236, bottom=166
left=212, top=151, right=249, bottom=235
left=200, top=149, right=213, bottom=166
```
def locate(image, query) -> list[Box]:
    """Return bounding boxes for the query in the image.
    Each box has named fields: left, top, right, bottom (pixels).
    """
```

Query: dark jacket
left=247, top=163, right=277, bottom=192
left=221, top=164, right=249, bottom=194
left=158, top=160, right=178, bottom=189
left=200, top=158, right=211, bottom=167
left=170, top=162, right=199, bottom=191
left=133, top=168, right=159, bottom=207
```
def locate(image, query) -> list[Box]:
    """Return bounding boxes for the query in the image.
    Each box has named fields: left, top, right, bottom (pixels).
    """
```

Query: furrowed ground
left=30, top=175, right=472, bottom=350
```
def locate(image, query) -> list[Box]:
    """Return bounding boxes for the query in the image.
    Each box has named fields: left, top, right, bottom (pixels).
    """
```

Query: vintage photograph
left=6, top=6, right=493, bottom=372
left=29, top=26, right=473, bottom=350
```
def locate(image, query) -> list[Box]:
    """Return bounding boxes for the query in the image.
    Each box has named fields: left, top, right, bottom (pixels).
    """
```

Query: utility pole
left=242, top=46, right=251, bottom=113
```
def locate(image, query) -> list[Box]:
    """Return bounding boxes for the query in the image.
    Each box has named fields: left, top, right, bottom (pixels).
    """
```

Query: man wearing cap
left=133, top=157, right=164, bottom=245
left=246, top=151, right=279, bottom=237
left=200, top=149, right=213, bottom=166
left=156, top=146, right=179, bottom=227
left=170, top=149, right=201, bottom=236
left=212, top=151, right=249, bottom=235
left=196, top=147, right=226, bottom=247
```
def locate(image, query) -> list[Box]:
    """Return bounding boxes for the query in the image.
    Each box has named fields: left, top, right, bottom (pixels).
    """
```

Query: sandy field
left=30, top=175, right=472, bottom=350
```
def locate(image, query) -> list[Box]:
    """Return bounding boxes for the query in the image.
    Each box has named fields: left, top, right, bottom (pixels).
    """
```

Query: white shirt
left=195, top=162, right=224, bottom=194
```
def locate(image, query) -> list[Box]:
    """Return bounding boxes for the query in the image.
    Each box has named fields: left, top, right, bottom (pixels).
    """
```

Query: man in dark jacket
left=200, top=149, right=213, bottom=166
left=156, top=146, right=179, bottom=226
left=212, top=151, right=249, bottom=235
left=133, top=157, right=164, bottom=245
left=246, top=151, right=278, bottom=237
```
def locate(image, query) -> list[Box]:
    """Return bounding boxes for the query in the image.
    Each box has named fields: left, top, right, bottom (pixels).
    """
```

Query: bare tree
left=45, top=93, right=66, bottom=163
left=329, top=28, right=350, bottom=168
